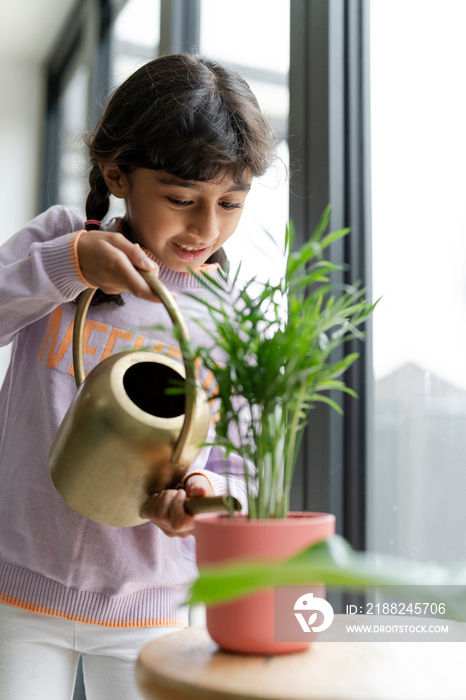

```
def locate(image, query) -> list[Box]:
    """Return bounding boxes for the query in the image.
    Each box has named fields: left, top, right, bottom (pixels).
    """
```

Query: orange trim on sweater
left=70, top=230, right=99, bottom=288
left=0, top=594, right=187, bottom=628
left=180, top=471, right=217, bottom=493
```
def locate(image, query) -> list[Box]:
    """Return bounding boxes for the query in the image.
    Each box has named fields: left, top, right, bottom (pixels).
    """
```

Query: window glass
left=56, top=62, right=90, bottom=212
left=112, top=0, right=160, bottom=87
left=201, top=0, right=289, bottom=73
left=200, top=0, right=290, bottom=286
left=108, top=0, right=160, bottom=220
left=54, top=0, right=161, bottom=217
left=369, top=0, right=466, bottom=561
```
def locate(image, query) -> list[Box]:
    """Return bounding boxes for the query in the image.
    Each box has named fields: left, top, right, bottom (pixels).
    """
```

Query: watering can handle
left=73, top=269, right=197, bottom=465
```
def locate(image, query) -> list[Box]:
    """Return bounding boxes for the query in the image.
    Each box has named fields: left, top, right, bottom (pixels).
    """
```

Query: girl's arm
left=0, top=206, right=157, bottom=346
left=0, top=207, right=86, bottom=345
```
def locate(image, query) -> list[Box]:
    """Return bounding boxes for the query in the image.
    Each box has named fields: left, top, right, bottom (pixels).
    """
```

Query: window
left=200, top=0, right=290, bottom=286
left=369, top=0, right=466, bottom=561
left=112, top=0, right=160, bottom=86
left=43, top=0, right=96, bottom=213
left=55, top=60, right=91, bottom=211
left=43, top=0, right=374, bottom=551
left=44, top=0, right=161, bottom=217
left=42, top=0, right=102, bottom=213
left=45, top=0, right=291, bottom=273
left=109, top=0, right=160, bottom=220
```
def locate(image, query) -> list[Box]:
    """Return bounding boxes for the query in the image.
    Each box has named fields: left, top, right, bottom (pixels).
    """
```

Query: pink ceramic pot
left=194, top=512, right=335, bottom=655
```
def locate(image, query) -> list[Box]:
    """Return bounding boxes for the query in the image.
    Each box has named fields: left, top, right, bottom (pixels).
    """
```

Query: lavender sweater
left=0, top=205, right=247, bottom=627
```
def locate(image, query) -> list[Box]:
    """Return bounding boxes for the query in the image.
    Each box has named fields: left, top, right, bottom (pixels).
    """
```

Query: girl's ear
left=100, top=164, right=131, bottom=198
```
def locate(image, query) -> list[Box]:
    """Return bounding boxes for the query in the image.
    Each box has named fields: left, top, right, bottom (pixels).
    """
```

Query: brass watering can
left=49, top=270, right=239, bottom=527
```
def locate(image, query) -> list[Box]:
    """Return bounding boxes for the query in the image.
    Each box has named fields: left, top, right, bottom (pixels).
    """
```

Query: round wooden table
left=136, top=621, right=466, bottom=700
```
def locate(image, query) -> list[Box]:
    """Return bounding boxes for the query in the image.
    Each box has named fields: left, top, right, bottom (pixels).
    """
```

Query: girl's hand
left=77, top=229, right=160, bottom=301
left=144, top=474, right=215, bottom=538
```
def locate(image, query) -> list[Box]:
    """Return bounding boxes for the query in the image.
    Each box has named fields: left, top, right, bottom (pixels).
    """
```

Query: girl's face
left=102, top=166, right=251, bottom=272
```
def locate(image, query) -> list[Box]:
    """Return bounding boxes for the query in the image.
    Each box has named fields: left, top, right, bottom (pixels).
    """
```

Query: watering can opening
left=123, top=361, right=186, bottom=419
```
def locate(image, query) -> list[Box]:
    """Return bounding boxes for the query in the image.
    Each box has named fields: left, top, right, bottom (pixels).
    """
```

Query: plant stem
left=283, top=380, right=308, bottom=516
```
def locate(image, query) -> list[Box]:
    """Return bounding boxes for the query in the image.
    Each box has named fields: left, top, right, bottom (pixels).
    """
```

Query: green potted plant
left=186, top=206, right=375, bottom=654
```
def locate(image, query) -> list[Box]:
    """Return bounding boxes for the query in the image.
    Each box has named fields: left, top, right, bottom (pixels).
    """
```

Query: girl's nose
left=189, top=206, right=219, bottom=243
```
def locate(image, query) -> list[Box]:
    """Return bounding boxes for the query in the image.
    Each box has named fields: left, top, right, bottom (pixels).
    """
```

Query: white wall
left=0, top=57, right=45, bottom=380
left=0, top=58, right=44, bottom=234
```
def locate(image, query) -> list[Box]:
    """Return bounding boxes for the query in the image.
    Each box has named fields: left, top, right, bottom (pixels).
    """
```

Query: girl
left=0, top=54, right=275, bottom=699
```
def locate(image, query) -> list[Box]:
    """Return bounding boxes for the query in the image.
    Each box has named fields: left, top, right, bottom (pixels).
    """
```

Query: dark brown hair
left=83, top=54, right=275, bottom=303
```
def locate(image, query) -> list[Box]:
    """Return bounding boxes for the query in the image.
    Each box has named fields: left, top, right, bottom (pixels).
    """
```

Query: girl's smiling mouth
left=171, top=240, right=210, bottom=260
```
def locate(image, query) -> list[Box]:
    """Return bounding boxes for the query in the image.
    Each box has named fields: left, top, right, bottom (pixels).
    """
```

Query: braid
left=80, top=165, right=124, bottom=306
left=85, top=166, right=110, bottom=227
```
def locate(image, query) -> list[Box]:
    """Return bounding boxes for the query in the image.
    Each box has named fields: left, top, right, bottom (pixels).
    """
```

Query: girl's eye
left=167, top=197, right=243, bottom=209
left=168, top=197, right=192, bottom=207
left=220, top=201, right=243, bottom=210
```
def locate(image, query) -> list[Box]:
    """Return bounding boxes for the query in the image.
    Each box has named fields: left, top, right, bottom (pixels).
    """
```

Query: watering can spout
left=49, top=270, right=237, bottom=527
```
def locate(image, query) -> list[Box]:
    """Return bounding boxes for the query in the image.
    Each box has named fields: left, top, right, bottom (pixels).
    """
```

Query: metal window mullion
left=342, top=0, right=372, bottom=550
left=89, top=0, right=114, bottom=124
left=159, top=0, right=201, bottom=56
left=289, top=0, right=346, bottom=527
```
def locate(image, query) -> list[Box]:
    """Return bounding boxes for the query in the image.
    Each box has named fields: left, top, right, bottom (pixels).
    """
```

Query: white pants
left=0, top=602, right=178, bottom=700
